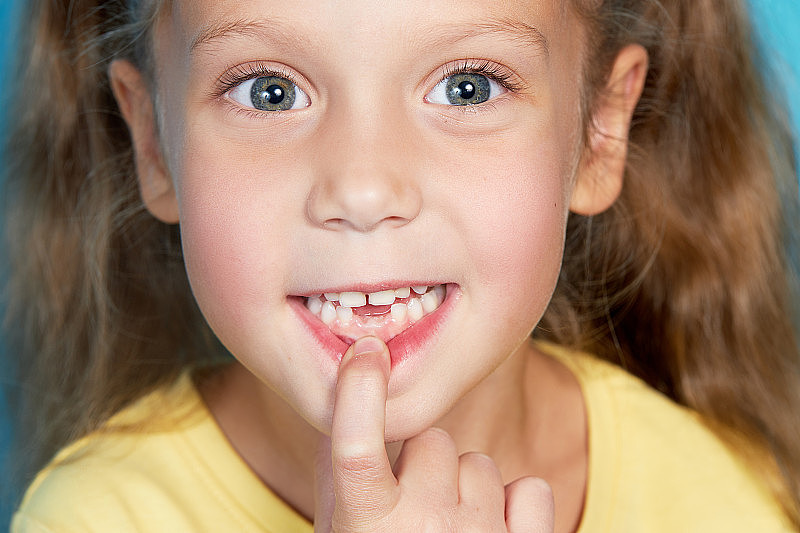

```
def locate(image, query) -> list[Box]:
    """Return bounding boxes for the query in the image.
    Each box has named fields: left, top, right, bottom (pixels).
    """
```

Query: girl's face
left=143, top=0, right=597, bottom=439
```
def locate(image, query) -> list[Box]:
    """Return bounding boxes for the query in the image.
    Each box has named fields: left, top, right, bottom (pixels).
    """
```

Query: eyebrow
left=427, top=19, right=550, bottom=58
left=190, top=17, right=549, bottom=58
left=190, top=18, right=315, bottom=55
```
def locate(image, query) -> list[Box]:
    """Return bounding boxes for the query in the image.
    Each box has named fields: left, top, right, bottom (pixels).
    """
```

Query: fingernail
left=352, top=336, right=385, bottom=357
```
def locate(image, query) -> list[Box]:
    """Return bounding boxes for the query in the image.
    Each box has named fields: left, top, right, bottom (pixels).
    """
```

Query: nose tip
left=308, top=160, right=422, bottom=232
left=308, top=176, right=421, bottom=232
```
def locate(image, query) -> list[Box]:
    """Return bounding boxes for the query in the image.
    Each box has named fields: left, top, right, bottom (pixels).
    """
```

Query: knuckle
left=508, top=476, right=554, bottom=507
left=341, top=353, right=388, bottom=380
left=422, top=426, right=455, bottom=442
left=338, top=367, right=385, bottom=397
left=454, top=512, right=505, bottom=533
left=414, top=427, right=458, bottom=453
left=335, top=451, right=386, bottom=479
left=458, top=452, right=505, bottom=511
left=513, top=475, right=552, bottom=494
left=459, top=452, right=501, bottom=476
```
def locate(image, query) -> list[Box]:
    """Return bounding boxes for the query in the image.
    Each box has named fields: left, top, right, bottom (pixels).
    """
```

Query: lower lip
left=289, top=284, right=460, bottom=368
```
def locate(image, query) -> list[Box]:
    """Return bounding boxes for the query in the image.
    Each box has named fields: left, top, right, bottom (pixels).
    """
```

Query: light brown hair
left=2, top=0, right=222, bottom=501
left=3, top=0, right=799, bottom=525
left=540, top=0, right=800, bottom=525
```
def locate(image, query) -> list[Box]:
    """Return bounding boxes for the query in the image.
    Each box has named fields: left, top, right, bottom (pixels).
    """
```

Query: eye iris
left=250, top=76, right=296, bottom=111
left=445, top=73, right=490, bottom=105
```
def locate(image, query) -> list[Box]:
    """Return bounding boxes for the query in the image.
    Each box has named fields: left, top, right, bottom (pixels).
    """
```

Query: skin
left=110, top=0, right=647, bottom=530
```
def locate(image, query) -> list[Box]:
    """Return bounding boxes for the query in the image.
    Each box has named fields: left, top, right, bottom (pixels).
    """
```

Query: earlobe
left=571, top=44, right=648, bottom=216
left=108, top=59, right=179, bottom=224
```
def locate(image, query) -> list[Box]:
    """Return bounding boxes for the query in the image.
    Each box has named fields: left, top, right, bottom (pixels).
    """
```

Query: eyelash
left=212, top=59, right=524, bottom=108
left=214, top=62, right=301, bottom=100
left=437, top=59, right=525, bottom=94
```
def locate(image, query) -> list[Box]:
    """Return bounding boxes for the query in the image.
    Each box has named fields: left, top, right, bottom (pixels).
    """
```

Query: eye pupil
left=250, top=76, right=296, bottom=111
left=456, top=81, right=476, bottom=100
left=264, top=85, right=285, bottom=104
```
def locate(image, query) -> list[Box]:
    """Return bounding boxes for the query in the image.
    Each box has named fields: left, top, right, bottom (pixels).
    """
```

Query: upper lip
left=291, top=281, right=453, bottom=298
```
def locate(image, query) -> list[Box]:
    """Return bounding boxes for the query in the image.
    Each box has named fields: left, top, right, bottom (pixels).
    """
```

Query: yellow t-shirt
left=12, top=371, right=313, bottom=533
left=545, top=344, right=792, bottom=532
left=12, top=345, right=793, bottom=532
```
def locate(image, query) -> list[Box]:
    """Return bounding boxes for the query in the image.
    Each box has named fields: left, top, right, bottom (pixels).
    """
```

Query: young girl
left=4, top=0, right=799, bottom=531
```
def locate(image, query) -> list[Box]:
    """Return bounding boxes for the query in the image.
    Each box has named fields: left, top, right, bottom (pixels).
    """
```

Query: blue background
left=1, top=0, right=23, bottom=527
left=0, top=0, right=798, bottom=528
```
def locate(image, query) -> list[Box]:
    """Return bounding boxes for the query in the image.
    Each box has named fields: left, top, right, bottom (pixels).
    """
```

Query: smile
left=304, top=284, right=447, bottom=343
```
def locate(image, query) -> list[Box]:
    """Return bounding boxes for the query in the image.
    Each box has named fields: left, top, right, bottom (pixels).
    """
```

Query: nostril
left=320, top=215, right=411, bottom=232
left=382, top=216, right=413, bottom=228
left=321, top=218, right=347, bottom=231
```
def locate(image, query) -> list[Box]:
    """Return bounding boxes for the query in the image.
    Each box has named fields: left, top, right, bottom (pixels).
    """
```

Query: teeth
left=407, top=298, right=424, bottom=321
left=321, top=286, right=432, bottom=307
left=336, top=305, right=353, bottom=325
left=307, top=295, right=323, bottom=315
left=390, top=302, right=408, bottom=321
left=338, top=291, right=367, bottom=307
left=320, top=301, right=337, bottom=325
left=305, top=284, right=448, bottom=343
left=434, top=284, right=445, bottom=302
left=394, top=287, right=411, bottom=298
left=368, top=290, right=396, bottom=306
left=420, top=290, right=440, bottom=313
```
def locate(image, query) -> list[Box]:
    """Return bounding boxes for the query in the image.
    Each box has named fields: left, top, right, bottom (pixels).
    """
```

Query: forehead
left=154, top=0, right=578, bottom=63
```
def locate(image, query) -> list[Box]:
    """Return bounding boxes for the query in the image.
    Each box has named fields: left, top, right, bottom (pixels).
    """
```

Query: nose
left=306, top=109, right=422, bottom=233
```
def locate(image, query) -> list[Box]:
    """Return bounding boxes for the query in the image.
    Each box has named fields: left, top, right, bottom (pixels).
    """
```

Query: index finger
left=330, top=336, right=398, bottom=527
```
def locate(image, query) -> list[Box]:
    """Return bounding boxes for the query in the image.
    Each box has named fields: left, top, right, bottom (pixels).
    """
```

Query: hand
left=314, top=336, right=554, bottom=532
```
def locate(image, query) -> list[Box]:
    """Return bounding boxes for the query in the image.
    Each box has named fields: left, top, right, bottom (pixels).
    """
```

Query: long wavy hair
left=3, top=0, right=799, bottom=526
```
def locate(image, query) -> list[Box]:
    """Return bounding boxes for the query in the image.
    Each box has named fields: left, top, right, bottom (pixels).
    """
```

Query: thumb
left=505, top=477, right=555, bottom=533
left=329, top=336, right=398, bottom=531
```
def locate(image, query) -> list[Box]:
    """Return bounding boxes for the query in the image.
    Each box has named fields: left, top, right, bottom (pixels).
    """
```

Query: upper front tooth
left=394, top=287, right=411, bottom=298
left=368, top=290, right=396, bottom=305
left=324, top=292, right=340, bottom=301
left=338, top=291, right=367, bottom=307
left=412, top=285, right=428, bottom=295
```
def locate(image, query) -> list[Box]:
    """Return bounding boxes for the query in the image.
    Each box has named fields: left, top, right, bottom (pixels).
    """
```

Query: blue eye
left=426, top=72, right=506, bottom=106
left=228, top=75, right=310, bottom=112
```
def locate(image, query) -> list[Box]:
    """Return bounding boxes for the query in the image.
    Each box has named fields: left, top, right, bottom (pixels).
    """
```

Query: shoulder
left=15, top=373, right=252, bottom=533
left=12, top=373, right=205, bottom=532
left=13, top=371, right=313, bottom=533
left=538, top=342, right=793, bottom=532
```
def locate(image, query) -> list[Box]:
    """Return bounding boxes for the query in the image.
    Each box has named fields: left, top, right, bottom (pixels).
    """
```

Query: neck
left=433, top=338, right=585, bottom=484
left=197, top=363, right=320, bottom=518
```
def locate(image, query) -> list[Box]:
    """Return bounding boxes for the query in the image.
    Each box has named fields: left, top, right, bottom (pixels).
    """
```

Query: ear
left=109, top=59, right=179, bottom=224
left=570, top=44, right=648, bottom=215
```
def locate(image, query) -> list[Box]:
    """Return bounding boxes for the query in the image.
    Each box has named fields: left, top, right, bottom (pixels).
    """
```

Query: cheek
left=174, top=139, right=299, bottom=330
left=452, top=133, right=572, bottom=326
left=487, top=170, right=565, bottom=308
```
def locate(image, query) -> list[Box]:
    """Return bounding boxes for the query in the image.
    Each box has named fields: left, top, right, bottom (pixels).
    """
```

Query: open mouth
left=303, top=284, right=447, bottom=344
